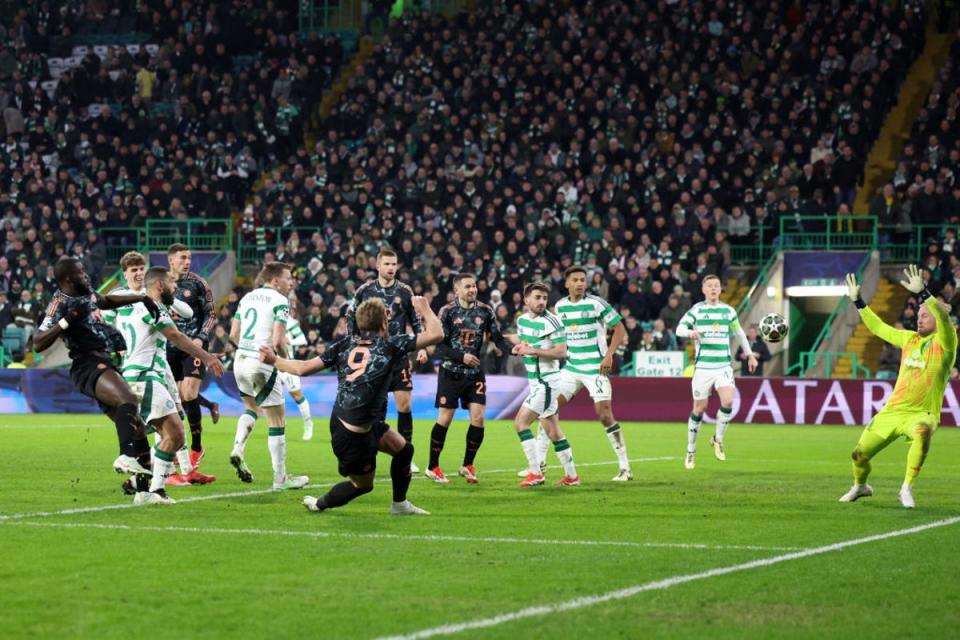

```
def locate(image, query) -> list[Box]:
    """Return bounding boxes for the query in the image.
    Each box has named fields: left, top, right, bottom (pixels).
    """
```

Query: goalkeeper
left=839, top=265, right=957, bottom=508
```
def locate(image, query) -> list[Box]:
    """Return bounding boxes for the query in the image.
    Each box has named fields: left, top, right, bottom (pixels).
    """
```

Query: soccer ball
left=759, top=313, right=788, bottom=343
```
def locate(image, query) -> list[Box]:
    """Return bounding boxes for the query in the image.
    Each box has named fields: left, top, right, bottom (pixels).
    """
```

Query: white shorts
left=129, top=379, right=178, bottom=428
left=521, top=377, right=561, bottom=418
left=234, top=352, right=284, bottom=407
left=280, top=371, right=302, bottom=393
left=554, top=368, right=611, bottom=403
left=692, top=366, right=735, bottom=400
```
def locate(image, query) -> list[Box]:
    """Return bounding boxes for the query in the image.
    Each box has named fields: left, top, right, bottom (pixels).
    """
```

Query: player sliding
left=427, top=272, right=514, bottom=484
left=260, top=296, right=443, bottom=515
left=674, top=275, right=757, bottom=469
left=839, top=266, right=957, bottom=508
left=229, top=262, right=309, bottom=490
left=523, top=266, right=632, bottom=481
left=514, top=282, right=579, bottom=487
left=114, top=267, right=224, bottom=503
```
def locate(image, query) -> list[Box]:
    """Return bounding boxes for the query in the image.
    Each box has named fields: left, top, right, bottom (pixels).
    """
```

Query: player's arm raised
left=412, top=296, right=443, bottom=349
left=899, top=264, right=959, bottom=354
left=847, top=272, right=913, bottom=347
left=33, top=296, right=68, bottom=352
left=161, top=325, right=224, bottom=377
left=96, top=292, right=162, bottom=321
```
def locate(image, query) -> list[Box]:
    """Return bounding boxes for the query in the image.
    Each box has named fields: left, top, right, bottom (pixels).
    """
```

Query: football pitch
left=1, top=415, right=958, bottom=639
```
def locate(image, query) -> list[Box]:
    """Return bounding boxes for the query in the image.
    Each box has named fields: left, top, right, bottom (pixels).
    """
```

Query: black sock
left=397, top=411, right=413, bottom=443
left=197, top=394, right=214, bottom=410
left=317, top=481, right=372, bottom=510
left=183, top=398, right=202, bottom=451
left=428, top=423, right=448, bottom=469
left=464, top=425, right=485, bottom=466
left=134, top=472, right=151, bottom=492
left=391, top=442, right=414, bottom=502
left=113, top=403, right=141, bottom=457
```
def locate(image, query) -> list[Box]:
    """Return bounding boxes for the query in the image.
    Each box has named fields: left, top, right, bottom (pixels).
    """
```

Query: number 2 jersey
left=234, top=286, right=291, bottom=355
left=321, top=332, right=417, bottom=425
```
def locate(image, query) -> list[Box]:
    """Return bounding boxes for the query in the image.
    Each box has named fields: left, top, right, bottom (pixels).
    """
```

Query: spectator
left=736, top=324, right=771, bottom=376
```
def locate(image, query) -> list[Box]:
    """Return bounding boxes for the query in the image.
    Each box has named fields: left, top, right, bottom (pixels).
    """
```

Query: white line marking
left=371, top=515, right=960, bottom=640
left=0, top=457, right=675, bottom=521
left=0, top=520, right=799, bottom=552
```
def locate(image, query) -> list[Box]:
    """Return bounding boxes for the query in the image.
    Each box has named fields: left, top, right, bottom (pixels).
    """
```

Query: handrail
left=794, top=251, right=872, bottom=376
left=736, top=245, right=780, bottom=317
left=0, top=344, right=9, bottom=366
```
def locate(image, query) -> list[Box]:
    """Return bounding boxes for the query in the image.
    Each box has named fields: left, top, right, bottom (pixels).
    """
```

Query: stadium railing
left=777, top=215, right=879, bottom=251
left=142, top=219, right=234, bottom=254
left=786, top=251, right=873, bottom=377
left=790, top=351, right=872, bottom=379
left=879, top=223, right=956, bottom=264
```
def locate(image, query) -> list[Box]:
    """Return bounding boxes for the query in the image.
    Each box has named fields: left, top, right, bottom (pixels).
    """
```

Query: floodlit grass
left=1, top=415, right=957, bottom=639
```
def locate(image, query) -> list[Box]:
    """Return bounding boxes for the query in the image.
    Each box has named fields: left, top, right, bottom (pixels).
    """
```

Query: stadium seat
left=72, top=45, right=89, bottom=57
left=93, top=45, right=109, bottom=58
left=875, top=371, right=897, bottom=380
left=2, top=326, right=26, bottom=357
left=125, top=43, right=141, bottom=54
left=144, top=43, right=159, bottom=56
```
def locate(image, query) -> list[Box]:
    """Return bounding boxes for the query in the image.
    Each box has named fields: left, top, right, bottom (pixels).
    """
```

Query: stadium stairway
left=831, top=278, right=903, bottom=378
left=853, top=24, right=956, bottom=215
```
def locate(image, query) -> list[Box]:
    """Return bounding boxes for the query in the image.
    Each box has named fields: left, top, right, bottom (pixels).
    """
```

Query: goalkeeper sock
left=233, top=409, right=257, bottom=456
left=428, top=422, right=448, bottom=469
left=535, top=424, right=550, bottom=467
left=518, top=428, right=540, bottom=474
left=605, top=423, right=630, bottom=468
left=554, top=439, right=576, bottom=478
left=904, top=424, right=933, bottom=484
left=149, top=449, right=175, bottom=492
left=716, top=406, right=732, bottom=442
left=687, top=412, right=702, bottom=453
left=267, top=425, right=286, bottom=484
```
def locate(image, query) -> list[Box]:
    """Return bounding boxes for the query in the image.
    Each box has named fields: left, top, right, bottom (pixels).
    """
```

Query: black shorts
left=330, top=411, right=390, bottom=477
left=70, top=352, right=119, bottom=413
left=167, top=345, right=205, bottom=381
left=435, top=368, right=486, bottom=409
left=388, top=359, right=413, bottom=393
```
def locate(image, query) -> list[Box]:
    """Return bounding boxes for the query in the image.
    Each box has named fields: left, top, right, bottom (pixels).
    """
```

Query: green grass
left=1, top=415, right=958, bottom=639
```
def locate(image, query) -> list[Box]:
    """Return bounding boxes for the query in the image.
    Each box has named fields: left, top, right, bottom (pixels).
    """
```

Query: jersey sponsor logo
left=904, top=349, right=925, bottom=369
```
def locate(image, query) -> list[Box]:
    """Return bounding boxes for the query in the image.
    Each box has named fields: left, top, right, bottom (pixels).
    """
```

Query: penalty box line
left=0, top=520, right=800, bottom=552
left=0, top=456, right=676, bottom=522
left=370, top=515, right=960, bottom=640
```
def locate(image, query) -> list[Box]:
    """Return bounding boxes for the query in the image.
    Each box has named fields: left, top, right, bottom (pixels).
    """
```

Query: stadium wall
left=1, top=371, right=959, bottom=427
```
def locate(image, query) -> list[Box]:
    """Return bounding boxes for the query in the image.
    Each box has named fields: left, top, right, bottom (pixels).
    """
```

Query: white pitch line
left=0, top=482, right=335, bottom=521
left=371, top=515, right=960, bottom=640
left=0, top=520, right=799, bottom=552
left=0, top=456, right=676, bottom=521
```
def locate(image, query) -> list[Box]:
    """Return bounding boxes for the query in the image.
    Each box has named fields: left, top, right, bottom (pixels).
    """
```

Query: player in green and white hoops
left=513, top=282, right=579, bottom=487
left=523, top=266, right=631, bottom=481
left=280, top=298, right=315, bottom=440
left=674, top=275, right=757, bottom=469
left=116, top=267, right=224, bottom=504
left=229, top=262, right=309, bottom=490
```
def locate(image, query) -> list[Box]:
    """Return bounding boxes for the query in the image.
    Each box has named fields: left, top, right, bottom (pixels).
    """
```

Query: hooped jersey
left=678, top=302, right=740, bottom=370
left=555, top=294, right=622, bottom=375
left=234, top=286, right=290, bottom=355
left=116, top=301, right=175, bottom=383
left=516, top=311, right=566, bottom=380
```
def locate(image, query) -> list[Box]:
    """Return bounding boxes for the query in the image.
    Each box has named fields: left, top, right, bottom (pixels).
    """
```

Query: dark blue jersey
left=172, top=271, right=216, bottom=342
left=345, top=279, right=421, bottom=339
left=38, top=291, right=118, bottom=358
left=321, top=332, right=417, bottom=424
left=435, top=300, right=511, bottom=376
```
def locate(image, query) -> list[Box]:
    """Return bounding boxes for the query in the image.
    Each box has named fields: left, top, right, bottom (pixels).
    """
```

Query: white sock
left=605, top=423, right=630, bottom=468
left=687, top=413, right=702, bottom=453
left=233, top=410, right=256, bottom=456
left=176, top=446, right=192, bottom=475
left=296, top=397, right=312, bottom=421
left=268, top=426, right=286, bottom=484
left=554, top=439, right=577, bottom=478
left=519, top=429, right=540, bottom=474
left=716, top=407, right=732, bottom=442
left=149, top=450, right=175, bottom=492
left=535, top=424, right=550, bottom=467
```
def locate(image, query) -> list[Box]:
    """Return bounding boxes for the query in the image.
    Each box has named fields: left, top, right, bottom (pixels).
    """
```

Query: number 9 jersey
left=321, top=332, right=418, bottom=425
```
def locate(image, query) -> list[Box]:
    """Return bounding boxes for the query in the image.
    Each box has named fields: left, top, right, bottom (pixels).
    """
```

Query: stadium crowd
left=0, top=0, right=937, bottom=371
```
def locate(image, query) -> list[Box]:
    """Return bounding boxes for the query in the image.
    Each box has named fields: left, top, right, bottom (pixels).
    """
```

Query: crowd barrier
left=1, top=370, right=958, bottom=427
